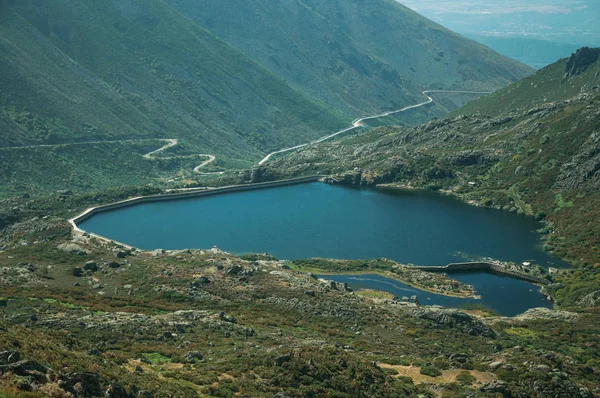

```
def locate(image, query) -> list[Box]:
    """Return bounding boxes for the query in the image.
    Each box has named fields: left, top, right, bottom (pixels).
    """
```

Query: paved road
left=257, top=90, right=492, bottom=166
left=142, top=139, right=222, bottom=175
left=2, top=89, right=491, bottom=174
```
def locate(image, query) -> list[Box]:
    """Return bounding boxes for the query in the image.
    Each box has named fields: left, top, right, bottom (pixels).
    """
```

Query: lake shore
left=291, top=266, right=478, bottom=299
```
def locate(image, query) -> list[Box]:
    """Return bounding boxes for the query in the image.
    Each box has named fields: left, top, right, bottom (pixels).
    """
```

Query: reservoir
left=79, top=182, right=563, bottom=314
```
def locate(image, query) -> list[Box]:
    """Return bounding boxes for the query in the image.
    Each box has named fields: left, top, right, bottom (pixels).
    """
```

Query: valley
left=0, top=0, right=599, bottom=396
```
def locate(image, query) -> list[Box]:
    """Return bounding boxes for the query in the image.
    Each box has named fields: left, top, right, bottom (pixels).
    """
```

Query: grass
left=142, top=352, right=173, bottom=365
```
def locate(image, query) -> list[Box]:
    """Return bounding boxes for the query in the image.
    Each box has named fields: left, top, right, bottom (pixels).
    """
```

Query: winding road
left=3, top=90, right=491, bottom=175
left=142, top=138, right=223, bottom=176
left=257, top=90, right=493, bottom=165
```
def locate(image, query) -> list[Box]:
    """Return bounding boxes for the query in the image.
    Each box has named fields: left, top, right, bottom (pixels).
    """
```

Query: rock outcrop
left=410, top=307, right=496, bottom=338
left=565, top=47, right=600, bottom=76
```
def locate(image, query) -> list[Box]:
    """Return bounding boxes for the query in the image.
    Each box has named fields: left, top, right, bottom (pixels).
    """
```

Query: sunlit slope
left=166, top=0, right=533, bottom=120
left=0, top=0, right=346, bottom=157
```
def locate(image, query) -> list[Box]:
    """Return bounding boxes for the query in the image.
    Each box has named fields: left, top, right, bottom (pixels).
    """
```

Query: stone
left=108, top=262, right=121, bottom=269
left=0, top=351, right=20, bottom=365
left=226, top=265, right=243, bottom=275
left=115, top=250, right=131, bottom=259
left=219, top=312, right=236, bottom=323
left=535, top=364, right=551, bottom=373
left=489, top=361, right=504, bottom=370
left=0, top=360, right=48, bottom=377
left=59, top=372, right=102, bottom=397
left=449, top=353, right=468, bottom=364
left=150, top=249, right=165, bottom=257
left=57, top=243, right=91, bottom=255
left=105, top=383, right=129, bottom=398
left=84, top=261, right=98, bottom=272
left=183, top=351, right=203, bottom=363
left=479, top=380, right=511, bottom=395
left=274, top=354, right=292, bottom=367
left=411, top=308, right=496, bottom=338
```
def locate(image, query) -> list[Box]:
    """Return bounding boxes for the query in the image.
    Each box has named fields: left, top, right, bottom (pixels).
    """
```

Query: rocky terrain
left=0, top=49, right=599, bottom=397
left=1, top=211, right=599, bottom=397
left=252, top=50, right=600, bottom=309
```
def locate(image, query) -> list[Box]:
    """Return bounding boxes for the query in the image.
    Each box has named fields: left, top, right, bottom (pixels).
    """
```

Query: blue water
left=320, top=273, right=551, bottom=316
left=80, top=182, right=564, bottom=314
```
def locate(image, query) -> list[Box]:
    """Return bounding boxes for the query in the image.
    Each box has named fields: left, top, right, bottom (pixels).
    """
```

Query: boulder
left=84, top=261, right=99, bottom=272
left=218, top=312, right=236, bottom=323
left=535, top=364, right=551, bottom=373
left=105, top=382, right=129, bottom=398
left=449, top=353, right=468, bottom=364
left=183, top=351, right=203, bottom=363
left=0, top=351, right=20, bottom=365
left=59, top=372, right=102, bottom=397
left=479, top=380, right=511, bottom=396
left=115, top=250, right=131, bottom=259
left=108, top=262, right=121, bottom=269
left=0, top=360, right=48, bottom=377
left=489, top=361, right=504, bottom=370
left=57, top=243, right=91, bottom=255
left=410, top=308, right=496, bottom=338
left=227, top=265, right=243, bottom=275
left=273, top=354, right=292, bottom=367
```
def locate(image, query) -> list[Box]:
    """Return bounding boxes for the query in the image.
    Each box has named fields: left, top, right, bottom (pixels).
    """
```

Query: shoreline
left=70, top=177, right=551, bottom=292
left=68, top=176, right=321, bottom=248
left=291, top=267, right=478, bottom=299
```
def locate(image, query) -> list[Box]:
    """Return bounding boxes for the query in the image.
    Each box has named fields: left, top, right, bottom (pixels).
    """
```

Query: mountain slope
left=166, top=0, right=533, bottom=120
left=264, top=49, right=600, bottom=307
left=0, top=0, right=346, bottom=158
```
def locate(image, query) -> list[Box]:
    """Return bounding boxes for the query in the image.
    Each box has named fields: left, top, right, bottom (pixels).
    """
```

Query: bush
left=456, top=370, right=476, bottom=385
left=420, top=366, right=442, bottom=377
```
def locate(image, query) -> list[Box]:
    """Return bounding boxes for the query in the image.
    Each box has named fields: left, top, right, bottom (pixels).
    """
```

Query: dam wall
left=413, top=262, right=549, bottom=285
left=69, top=176, right=321, bottom=247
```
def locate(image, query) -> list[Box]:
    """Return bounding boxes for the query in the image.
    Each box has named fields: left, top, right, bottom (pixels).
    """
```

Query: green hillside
left=455, top=47, right=600, bottom=117
left=0, top=0, right=346, bottom=156
left=166, top=0, right=533, bottom=120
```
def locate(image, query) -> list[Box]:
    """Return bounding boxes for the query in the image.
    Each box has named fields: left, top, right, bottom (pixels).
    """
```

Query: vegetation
left=0, top=0, right=533, bottom=196
left=166, top=0, right=531, bottom=118
left=0, top=1, right=598, bottom=396
left=0, top=216, right=598, bottom=396
left=266, top=50, right=600, bottom=309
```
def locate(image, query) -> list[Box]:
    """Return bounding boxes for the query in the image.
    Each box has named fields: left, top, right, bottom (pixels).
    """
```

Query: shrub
left=419, top=366, right=442, bottom=377
left=456, top=370, right=476, bottom=385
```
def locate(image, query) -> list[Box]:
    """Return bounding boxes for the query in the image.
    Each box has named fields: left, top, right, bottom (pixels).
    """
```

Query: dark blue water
left=320, top=273, right=551, bottom=316
left=80, top=182, right=564, bottom=314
